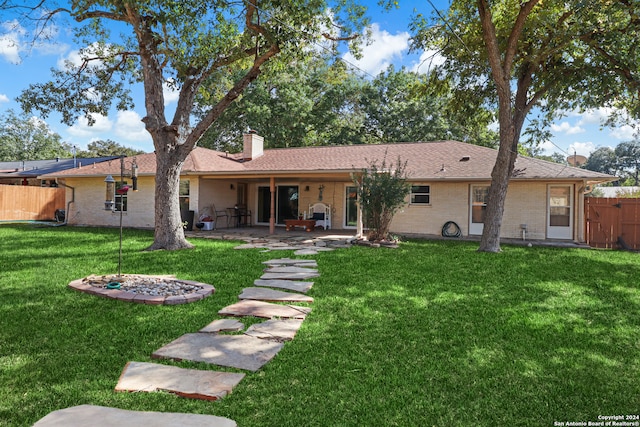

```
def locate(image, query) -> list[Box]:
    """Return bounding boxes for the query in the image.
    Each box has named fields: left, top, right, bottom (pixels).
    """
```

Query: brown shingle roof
left=40, top=141, right=615, bottom=182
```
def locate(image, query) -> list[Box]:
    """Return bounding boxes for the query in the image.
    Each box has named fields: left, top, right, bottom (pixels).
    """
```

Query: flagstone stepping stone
left=239, top=287, right=314, bottom=303
left=33, top=404, right=237, bottom=427
left=263, top=258, right=318, bottom=267
left=264, top=266, right=318, bottom=274
left=253, top=279, right=313, bottom=293
left=115, top=361, right=245, bottom=401
left=244, top=319, right=303, bottom=342
left=260, top=271, right=319, bottom=280
left=294, top=248, right=319, bottom=255
left=219, top=300, right=311, bottom=319
left=199, top=318, right=245, bottom=333
left=152, top=333, right=284, bottom=372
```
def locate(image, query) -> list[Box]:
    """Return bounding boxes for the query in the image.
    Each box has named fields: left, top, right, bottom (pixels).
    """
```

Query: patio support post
left=269, top=176, right=275, bottom=234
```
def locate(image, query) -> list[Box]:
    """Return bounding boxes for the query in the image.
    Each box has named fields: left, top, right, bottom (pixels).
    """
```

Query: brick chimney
left=243, top=131, right=264, bottom=161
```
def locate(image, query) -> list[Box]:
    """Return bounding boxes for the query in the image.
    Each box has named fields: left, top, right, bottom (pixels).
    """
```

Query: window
left=179, top=180, right=190, bottom=213
left=410, top=185, right=430, bottom=205
left=471, top=186, right=489, bottom=224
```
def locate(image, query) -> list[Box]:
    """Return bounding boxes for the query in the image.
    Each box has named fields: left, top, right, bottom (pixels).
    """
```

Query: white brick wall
left=62, top=176, right=582, bottom=241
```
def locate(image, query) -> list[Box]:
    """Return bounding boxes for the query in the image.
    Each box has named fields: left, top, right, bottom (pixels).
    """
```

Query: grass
left=1, top=224, right=639, bottom=426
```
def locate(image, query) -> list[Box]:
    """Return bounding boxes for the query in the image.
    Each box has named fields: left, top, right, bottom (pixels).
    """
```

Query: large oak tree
left=412, top=0, right=640, bottom=252
left=13, top=0, right=365, bottom=250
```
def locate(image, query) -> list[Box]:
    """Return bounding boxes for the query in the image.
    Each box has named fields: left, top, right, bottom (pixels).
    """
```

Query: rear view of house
left=40, top=135, right=615, bottom=243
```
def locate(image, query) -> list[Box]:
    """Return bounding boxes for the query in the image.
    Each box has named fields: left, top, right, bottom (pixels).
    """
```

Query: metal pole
left=118, top=155, right=124, bottom=277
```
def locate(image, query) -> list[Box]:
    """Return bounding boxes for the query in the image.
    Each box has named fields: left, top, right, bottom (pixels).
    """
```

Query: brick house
left=40, top=134, right=615, bottom=242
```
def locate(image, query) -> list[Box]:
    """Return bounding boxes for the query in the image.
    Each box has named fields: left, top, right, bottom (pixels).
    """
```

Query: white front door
left=547, top=185, right=573, bottom=239
left=469, top=185, right=489, bottom=235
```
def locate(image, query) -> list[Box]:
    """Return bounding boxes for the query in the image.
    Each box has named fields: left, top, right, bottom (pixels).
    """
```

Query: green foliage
left=10, top=0, right=369, bottom=250
left=585, top=146, right=619, bottom=176
left=614, top=140, right=640, bottom=185
left=413, top=0, right=640, bottom=141
left=353, top=153, right=410, bottom=241
left=75, top=139, right=145, bottom=157
left=0, top=109, right=72, bottom=161
left=199, top=62, right=498, bottom=150
left=585, top=139, right=640, bottom=184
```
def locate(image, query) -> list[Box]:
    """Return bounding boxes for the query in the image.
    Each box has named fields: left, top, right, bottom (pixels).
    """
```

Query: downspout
left=55, top=179, right=75, bottom=226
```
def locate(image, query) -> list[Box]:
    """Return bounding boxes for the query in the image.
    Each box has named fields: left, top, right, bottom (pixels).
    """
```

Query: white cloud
left=551, top=121, right=585, bottom=135
left=0, top=94, right=9, bottom=103
left=0, top=20, right=26, bottom=64
left=539, top=140, right=557, bottom=154
left=57, top=43, right=115, bottom=71
left=114, top=110, right=151, bottom=143
left=573, top=107, right=613, bottom=125
left=610, top=125, right=635, bottom=141
left=411, top=49, right=446, bottom=74
left=342, top=23, right=409, bottom=76
left=163, top=80, right=180, bottom=106
left=67, top=113, right=113, bottom=138
left=568, top=141, right=596, bottom=157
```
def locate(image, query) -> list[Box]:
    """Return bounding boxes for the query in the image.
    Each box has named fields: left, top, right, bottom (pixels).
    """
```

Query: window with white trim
left=410, top=185, right=430, bottom=205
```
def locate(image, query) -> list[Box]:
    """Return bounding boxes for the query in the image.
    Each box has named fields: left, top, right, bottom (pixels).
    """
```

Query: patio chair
left=309, top=202, right=331, bottom=230
left=201, top=204, right=228, bottom=228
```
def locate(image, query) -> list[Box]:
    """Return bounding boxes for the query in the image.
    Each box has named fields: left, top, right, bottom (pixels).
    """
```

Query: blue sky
left=0, top=0, right=635, bottom=158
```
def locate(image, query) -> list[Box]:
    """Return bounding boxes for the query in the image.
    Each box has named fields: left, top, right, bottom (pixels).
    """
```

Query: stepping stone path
left=253, top=279, right=314, bottom=293
left=199, top=318, right=245, bottom=333
left=152, top=333, right=285, bottom=372
left=33, top=405, right=237, bottom=427
left=239, top=287, right=314, bottom=303
left=260, top=270, right=319, bottom=280
left=36, top=256, right=321, bottom=425
left=244, top=318, right=304, bottom=342
left=116, top=361, right=245, bottom=400
left=218, top=300, right=311, bottom=319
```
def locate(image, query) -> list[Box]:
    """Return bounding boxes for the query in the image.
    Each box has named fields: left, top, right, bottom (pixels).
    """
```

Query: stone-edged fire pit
left=68, top=274, right=215, bottom=305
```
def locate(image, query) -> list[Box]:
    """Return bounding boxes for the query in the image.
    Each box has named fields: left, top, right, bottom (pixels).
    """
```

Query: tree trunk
left=145, top=136, right=193, bottom=251
left=476, top=0, right=536, bottom=253
left=478, top=123, right=518, bottom=252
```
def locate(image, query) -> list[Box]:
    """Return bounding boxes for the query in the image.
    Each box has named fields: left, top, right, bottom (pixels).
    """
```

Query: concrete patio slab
left=260, top=271, right=319, bottom=280
left=253, top=279, right=314, bottom=293
left=115, top=361, right=245, bottom=401
left=263, top=258, right=318, bottom=267
left=239, top=287, right=314, bottom=303
left=33, top=405, right=236, bottom=427
left=199, top=318, right=245, bottom=333
left=244, top=319, right=303, bottom=342
left=218, top=300, right=311, bottom=319
left=152, top=333, right=284, bottom=372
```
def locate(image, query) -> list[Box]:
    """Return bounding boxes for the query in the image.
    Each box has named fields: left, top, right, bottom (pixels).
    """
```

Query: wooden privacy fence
left=0, top=184, right=65, bottom=221
left=585, top=197, right=640, bottom=250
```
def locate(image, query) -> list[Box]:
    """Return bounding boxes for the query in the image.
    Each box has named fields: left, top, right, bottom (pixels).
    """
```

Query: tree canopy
left=13, top=0, right=367, bottom=250
left=198, top=59, right=498, bottom=151
left=0, top=109, right=71, bottom=161
left=412, top=0, right=640, bottom=252
left=75, top=139, right=145, bottom=158
left=584, top=139, right=640, bottom=185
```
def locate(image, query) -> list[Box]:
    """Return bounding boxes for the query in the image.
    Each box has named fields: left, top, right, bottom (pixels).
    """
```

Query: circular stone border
left=68, top=274, right=215, bottom=305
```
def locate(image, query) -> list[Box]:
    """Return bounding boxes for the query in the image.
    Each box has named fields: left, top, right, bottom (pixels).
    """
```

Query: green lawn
left=1, top=225, right=639, bottom=426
